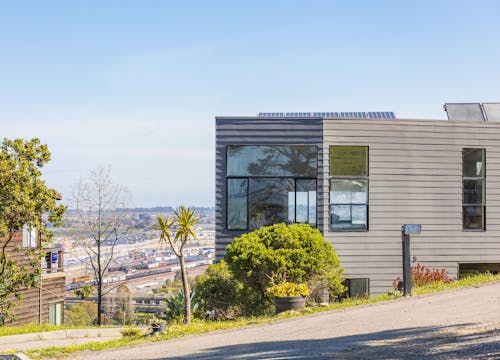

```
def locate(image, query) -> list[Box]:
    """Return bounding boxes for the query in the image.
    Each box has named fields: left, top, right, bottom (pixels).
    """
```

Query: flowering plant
left=266, top=281, right=310, bottom=298
left=393, top=263, right=453, bottom=289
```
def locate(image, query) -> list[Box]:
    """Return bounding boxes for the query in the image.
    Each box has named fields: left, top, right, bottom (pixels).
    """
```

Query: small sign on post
left=401, top=224, right=421, bottom=296
left=403, top=224, right=421, bottom=234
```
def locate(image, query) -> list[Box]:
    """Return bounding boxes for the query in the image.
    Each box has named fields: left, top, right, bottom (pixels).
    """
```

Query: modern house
left=4, top=226, right=65, bottom=326
left=215, top=103, right=500, bottom=295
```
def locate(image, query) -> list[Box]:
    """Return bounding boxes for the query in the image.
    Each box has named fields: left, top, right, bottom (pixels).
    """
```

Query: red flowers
left=393, top=263, right=453, bottom=289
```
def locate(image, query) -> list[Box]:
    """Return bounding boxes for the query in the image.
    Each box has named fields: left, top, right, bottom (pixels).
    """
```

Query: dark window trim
left=329, top=146, right=369, bottom=232
left=346, top=278, right=370, bottom=298
left=225, top=144, right=319, bottom=231
left=462, top=148, right=486, bottom=231
left=226, top=177, right=249, bottom=231
left=329, top=145, right=369, bottom=177
left=225, top=144, right=319, bottom=178
left=226, top=176, right=317, bottom=231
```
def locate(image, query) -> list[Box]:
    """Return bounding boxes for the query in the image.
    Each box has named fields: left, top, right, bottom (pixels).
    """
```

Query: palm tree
left=157, top=206, right=200, bottom=324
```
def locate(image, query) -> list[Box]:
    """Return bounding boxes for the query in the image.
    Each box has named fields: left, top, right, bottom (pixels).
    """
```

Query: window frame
left=329, top=146, right=369, bottom=232
left=48, top=301, right=63, bottom=326
left=22, top=224, right=37, bottom=248
left=462, top=148, right=486, bottom=231
left=225, top=144, right=319, bottom=231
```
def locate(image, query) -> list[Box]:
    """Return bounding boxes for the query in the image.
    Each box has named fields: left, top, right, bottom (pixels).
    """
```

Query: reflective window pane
left=248, top=178, right=295, bottom=230
left=463, top=149, right=485, bottom=177
left=351, top=179, right=368, bottom=203
left=330, top=205, right=367, bottom=231
left=227, top=179, right=248, bottom=230
left=296, top=179, right=316, bottom=225
left=330, top=146, right=368, bottom=176
left=351, top=205, right=367, bottom=228
left=227, top=145, right=317, bottom=177
left=463, top=206, right=484, bottom=230
left=463, top=179, right=484, bottom=205
left=330, top=179, right=352, bottom=204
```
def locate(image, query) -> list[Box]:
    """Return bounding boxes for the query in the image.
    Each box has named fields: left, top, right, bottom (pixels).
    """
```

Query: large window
left=226, top=145, right=317, bottom=230
left=330, top=146, right=368, bottom=231
left=463, top=148, right=485, bottom=230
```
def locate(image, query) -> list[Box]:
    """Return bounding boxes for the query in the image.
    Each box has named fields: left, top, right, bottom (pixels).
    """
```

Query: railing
left=42, top=248, right=64, bottom=274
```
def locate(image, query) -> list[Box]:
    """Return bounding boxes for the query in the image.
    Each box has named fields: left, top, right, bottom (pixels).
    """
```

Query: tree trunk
left=97, top=276, right=102, bottom=325
left=179, top=253, right=191, bottom=324
left=97, top=240, right=102, bottom=326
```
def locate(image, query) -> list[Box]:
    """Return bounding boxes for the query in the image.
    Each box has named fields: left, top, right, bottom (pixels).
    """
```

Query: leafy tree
left=0, top=138, right=65, bottom=321
left=225, top=223, right=345, bottom=315
left=74, top=284, right=93, bottom=300
left=65, top=301, right=97, bottom=326
left=194, top=261, right=241, bottom=319
left=157, top=206, right=200, bottom=324
left=70, top=166, right=130, bottom=325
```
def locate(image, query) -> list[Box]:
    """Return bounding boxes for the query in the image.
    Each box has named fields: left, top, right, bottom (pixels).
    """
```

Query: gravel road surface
left=69, top=282, right=500, bottom=360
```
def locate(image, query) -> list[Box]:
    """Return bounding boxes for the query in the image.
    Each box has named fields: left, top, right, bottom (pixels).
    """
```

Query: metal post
left=401, top=227, right=412, bottom=296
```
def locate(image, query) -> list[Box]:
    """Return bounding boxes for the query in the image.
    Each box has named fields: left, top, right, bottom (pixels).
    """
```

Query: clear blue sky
left=1, top=1, right=499, bottom=207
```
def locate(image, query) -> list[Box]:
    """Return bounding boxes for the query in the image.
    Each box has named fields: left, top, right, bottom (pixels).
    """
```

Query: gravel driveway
left=70, top=282, right=500, bottom=360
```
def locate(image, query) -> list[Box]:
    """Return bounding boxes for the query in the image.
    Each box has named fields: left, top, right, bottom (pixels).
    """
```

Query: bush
left=159, top=289, right=199, bottom=323
left=266, top=282, right=309, bottom=298
left=411, top=263, right=453, bottom=286
left=225, top=223, right=345, bottom=315
left=64, top=301, right=97, bottom=326
left=393, top=264, right=453, bottom=289
left=120, top=327, right=143, bottom=337
left=194, top=261, right=241, bottom=319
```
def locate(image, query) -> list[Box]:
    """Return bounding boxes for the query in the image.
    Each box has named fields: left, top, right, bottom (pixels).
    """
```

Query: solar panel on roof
left=256, top=112, right=396, bottom=119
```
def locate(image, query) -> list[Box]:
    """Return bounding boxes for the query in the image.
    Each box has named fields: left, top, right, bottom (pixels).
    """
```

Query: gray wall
left=323, top=118, right=500, bottom=294
left=216, top=116, right=500, bottom=295
left=215, top=117, right=323, bottom=258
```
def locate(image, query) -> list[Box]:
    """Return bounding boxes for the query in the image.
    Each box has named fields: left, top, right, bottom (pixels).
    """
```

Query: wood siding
left=215, top=117, right=323, bottom=258
left=215, top=116, right=500, bottom=296
left=3, top=230, right=66, bottom=326
left=323, top=118, right=500, bottom=294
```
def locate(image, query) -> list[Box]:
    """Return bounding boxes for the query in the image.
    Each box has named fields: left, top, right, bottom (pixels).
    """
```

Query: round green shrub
left=194, top=261, right=241, bottom=319
left=225, top=223, right=345, bottom=315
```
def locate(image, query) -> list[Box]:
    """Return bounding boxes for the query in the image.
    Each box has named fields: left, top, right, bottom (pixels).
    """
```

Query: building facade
left=215, top=105, right=500, bottom=295
left=4, top=227, right=65, bottom=326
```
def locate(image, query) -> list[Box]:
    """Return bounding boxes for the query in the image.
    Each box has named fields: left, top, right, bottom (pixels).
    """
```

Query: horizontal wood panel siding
left=3, top=230, right=66, bottom=326
left=215, top=117, right=323, bottom=258
left=324, top=118, right=500, bottom=294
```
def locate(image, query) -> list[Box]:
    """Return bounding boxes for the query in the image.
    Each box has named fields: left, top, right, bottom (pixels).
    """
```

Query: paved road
left=0, top=328, right=127, bottom=352
left=69, top=282, right=499, bottom=359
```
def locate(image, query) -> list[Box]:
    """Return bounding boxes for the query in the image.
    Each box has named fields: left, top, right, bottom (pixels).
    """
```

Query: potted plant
left=266, top=281, right=309, bottom=313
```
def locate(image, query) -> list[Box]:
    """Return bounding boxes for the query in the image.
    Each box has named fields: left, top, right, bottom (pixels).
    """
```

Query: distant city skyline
left=2, top=1, right=499, bottom=207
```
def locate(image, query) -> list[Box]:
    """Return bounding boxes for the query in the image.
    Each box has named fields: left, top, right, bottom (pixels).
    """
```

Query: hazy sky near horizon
left=2, top=1, right=500, bottom=207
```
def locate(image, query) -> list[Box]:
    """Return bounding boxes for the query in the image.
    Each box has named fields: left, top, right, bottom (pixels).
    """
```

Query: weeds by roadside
left=5, top=273, right=499, bottom=360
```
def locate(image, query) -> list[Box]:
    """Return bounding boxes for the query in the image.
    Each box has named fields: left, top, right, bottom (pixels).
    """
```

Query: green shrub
left=225, top=223, right=345, bottom=315
left=266, top=282, right=309, bottom=298
left=64, top=301, right=97, bottom=326
left=120, top=327, right=143, bottom=337
left=159, top=289, right=199, bottom=322
left=194, top=261, right=241, bottom=319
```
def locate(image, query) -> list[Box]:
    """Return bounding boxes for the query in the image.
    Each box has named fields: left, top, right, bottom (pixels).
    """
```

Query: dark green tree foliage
left=0, top=138, right=65, bottom=321
left=65, top=301, right=97, bottom=326
left=225, top=223, right=344, bottom=315
left=194, top=261, right=241, bottom=319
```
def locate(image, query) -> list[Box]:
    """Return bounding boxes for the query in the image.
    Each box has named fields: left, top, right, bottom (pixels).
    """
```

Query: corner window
left=22, top=224, right=37, bottom=248
left=329, top=146, right=368, bottom=231
left=463, top=148, right=485, bottom=230
left=226, top=145, right=317, bottom=230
